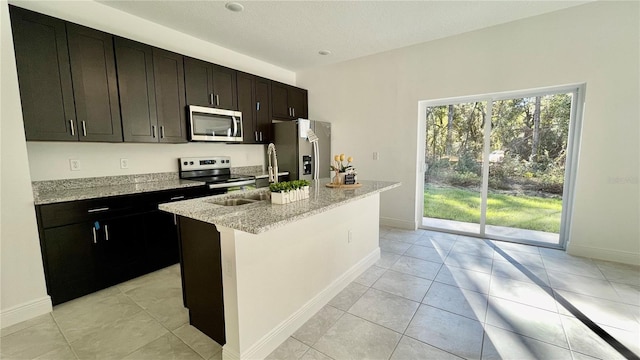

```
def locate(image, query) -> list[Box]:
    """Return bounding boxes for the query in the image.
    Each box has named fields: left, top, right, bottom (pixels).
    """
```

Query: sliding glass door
left=422, top=85, right=583, bottom=248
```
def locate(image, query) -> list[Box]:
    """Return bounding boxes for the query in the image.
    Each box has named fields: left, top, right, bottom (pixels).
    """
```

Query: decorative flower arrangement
left=269, top=180, right=310, bottom=205
left=330, top=154, right=357, bottom=184
left=330, top=153, right=353, bottom=173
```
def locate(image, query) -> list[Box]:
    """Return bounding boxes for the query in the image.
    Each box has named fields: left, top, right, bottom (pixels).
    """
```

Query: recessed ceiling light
left=225, top=2, right=244, bottom=12
left=318, top=50, right=332, bottom=56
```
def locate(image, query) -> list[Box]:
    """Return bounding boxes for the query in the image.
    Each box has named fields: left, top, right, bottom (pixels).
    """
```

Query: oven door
left=188, top=105, right=243, bottom=142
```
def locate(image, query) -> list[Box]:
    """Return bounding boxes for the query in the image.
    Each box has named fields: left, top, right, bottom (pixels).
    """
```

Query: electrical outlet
left=69, top=159, right=81, bottom=171
left=373, top=152, right=379, bottom=160
left=348, top=229, right=353, bottom=243
left=120, top=158, right=129, bottom=169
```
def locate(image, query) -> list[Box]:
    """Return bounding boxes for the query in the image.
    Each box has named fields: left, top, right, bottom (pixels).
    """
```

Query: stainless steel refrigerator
left=273, top=119, right=331, bottom=181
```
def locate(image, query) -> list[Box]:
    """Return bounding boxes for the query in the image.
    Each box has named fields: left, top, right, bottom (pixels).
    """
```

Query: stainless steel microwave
left=188, top=105, right=243, bottom=142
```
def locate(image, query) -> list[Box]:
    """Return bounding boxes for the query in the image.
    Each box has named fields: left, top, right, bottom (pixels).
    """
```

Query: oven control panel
left=179, top=156, right=231, bottom=171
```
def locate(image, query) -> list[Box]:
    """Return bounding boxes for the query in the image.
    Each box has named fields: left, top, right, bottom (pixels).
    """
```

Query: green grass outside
left=424, top=185, right=562, bottom=233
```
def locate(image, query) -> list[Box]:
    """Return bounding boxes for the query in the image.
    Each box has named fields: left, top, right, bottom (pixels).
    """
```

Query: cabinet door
left=211, top=65, right=237, bottom=110
left=67, top=24, right=122, bottom=142
left=184, top=57, right=213, bottom=107
left=237, top=72, right=256, bottom=143
left=255, top=78, right=272, bottom=143
left=154, top=48, right=187, bottom=143
left=289, top=86, right=308, bottom=119
left=9, top=6, right=77, bottom=141
left=98, top=214, right=148, bottom=286
left=42, top=223, right=100, bottom=305
left=114, top=37, right=157, bottom=143
left=146, top=211, right=180, bottom=271
left=271, top=82, right=290, bottom=119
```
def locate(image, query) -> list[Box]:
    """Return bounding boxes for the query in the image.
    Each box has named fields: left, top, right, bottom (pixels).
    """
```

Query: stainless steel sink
left=244, top=193, right=270, bottom=201
left=211, top=198, right=258, bottom=206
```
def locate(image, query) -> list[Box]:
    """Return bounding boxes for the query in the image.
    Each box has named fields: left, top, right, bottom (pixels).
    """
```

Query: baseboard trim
left=221, top=347, right=240, bottom=360
left=567, top=243, right=640, bottom=266
left=380, top=217, right=415, bottom=230
left=1, top=296, right=52, bottom=329
left=240, top=248, right=381, bottom=360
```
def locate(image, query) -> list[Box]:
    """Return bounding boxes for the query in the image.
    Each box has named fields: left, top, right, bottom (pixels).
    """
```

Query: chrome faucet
left=267, top=143, right=279, bottom=183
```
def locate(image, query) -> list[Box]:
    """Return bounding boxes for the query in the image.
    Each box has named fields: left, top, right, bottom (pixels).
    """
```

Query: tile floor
left=1, top=226, right=639, bottom=359
left=1, top=265, right=222, bottom=360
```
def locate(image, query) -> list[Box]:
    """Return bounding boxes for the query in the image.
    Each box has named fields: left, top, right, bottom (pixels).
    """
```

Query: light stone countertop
left=158, top=179, right=401, bottom=234
left=33, top=179, right=206, bottom=205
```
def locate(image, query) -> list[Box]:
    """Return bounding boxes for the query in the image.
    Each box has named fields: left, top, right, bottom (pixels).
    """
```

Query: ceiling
left=97, top=1, right=589, bottom=71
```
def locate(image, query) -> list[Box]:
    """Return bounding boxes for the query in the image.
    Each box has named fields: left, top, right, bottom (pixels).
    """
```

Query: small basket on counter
left=269, top=180, right=310, bottom=205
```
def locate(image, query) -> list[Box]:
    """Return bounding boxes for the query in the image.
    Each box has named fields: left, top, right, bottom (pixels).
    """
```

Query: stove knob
left=189, top=161, right=194, bottom=165
left=212, top=160, right=216, bottom=164
left=226, top=160, right=230, bottom=163
left=183, top=161, right=188, bottom=165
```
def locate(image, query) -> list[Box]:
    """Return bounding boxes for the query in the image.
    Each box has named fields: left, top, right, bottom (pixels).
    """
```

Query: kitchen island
left=159, top=179, right=400, bottom=360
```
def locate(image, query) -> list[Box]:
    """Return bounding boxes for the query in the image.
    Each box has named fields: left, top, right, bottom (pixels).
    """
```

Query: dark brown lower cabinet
left=42, top=223, right=101, bottom=304
left=36, top=187, right=210, bottom=305
left=178, top=216, right=226, bottom=346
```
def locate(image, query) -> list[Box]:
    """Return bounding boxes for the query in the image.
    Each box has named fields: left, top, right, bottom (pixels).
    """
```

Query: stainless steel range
left=179, top=156, right=255, bottom=192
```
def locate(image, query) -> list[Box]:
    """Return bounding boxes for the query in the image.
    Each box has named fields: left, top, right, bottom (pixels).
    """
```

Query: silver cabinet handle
left=215, top=94, right=220, bottom=106
left=88, top=207, right=109, bottom=213
left=92, top=227, right=97, bottom=244
left=104, top=224, right=109, bottom=241
left=160, top=126, right=165, bottom=139
left=255, top=131, right=258, bottom=142
left=288, top=107, right=292, bottom=117
left=259, top=132, right=263, bottom=142
left=173, top=214, right=177, bottom=226
left=170, top=195, right=185, bottom=200
left=152, top=125, right=156, bottom=138
left=256, top=102, right=260, bottom=111
left=69, top=120, right=75, bottom=136
left=292, top=107, right=295, bottom=117
left=210, top=93, right=214, bottom=105
left=81, top=121, right=87, bottom=136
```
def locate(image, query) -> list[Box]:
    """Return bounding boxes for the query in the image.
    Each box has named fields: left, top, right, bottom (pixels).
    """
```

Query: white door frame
left=416, top=83, right=586, bottom=249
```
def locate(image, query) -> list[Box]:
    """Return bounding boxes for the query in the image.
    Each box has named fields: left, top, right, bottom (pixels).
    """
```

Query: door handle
left=104, top=224, right=109, bottom=241
left=152, top=125, right=156, bottom=138
left=92, top=227, right=97, bottom=244
left=259, top=132, right=263, bottom=142
left=173, top=214, right=177, bottom=225
left=288, top=107, right=292, bottom=117
left=257, top=102, right=260, bottom=111
left=69, top=120, right=75, bottom=136
left=160, top=126, right=165, bottom=139
left=88, top=207, right=109, bottom=213
left=292, top=107, right=295, bottom=117
left=170, top=195, right=185, bottom=201
left=255, top=131, right=258, bottom=142
left=210, top=93, right=214, bottom=105
left=215, top=94, right=220, bottom=106
left=81, top=121, right=87, bottom=137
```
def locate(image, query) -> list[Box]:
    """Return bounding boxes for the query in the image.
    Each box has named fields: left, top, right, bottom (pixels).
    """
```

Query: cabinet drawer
left=39, top=197, right=134, bottom=228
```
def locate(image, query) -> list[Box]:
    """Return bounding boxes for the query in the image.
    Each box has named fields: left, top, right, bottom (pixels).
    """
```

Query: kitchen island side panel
left=219, top=194, right=380, bottom=359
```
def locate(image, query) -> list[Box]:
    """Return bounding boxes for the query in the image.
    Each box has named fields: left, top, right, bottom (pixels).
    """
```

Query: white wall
left=298, top=2, right=640, bottom=265
left=1, top=1, right=51, bottom=327
left=12, top=0, right=297, bottom=180
left=1, top=0, right=296, bottom=326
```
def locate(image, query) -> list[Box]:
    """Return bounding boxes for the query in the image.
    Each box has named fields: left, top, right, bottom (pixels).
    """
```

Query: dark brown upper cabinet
left=66, top=24, right=122, bottom=142
left=9, top=5, right=123, bottom=142
left=115, top=38, right=187, bottom=143
left=184, top=57, right=237, bottom=110
left=10, top=6, right=77, bottom=141
left=237, top=72, right=272, bottom=144
left=271, top=82, right=308, bottom=120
